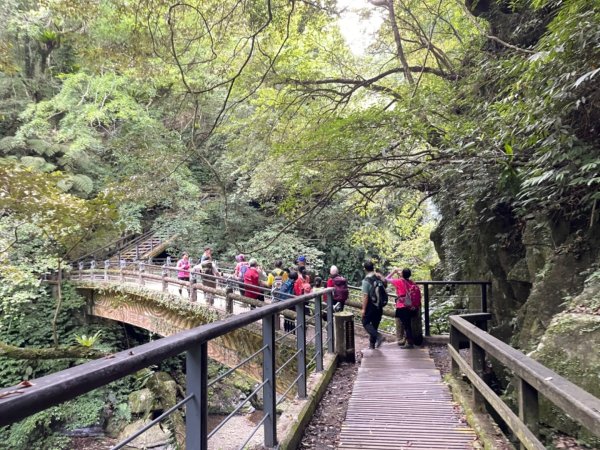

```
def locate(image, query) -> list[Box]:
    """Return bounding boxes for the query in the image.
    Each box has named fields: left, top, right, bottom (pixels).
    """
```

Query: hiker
left=387, top=268, right=421, bottom=348
left=196, top=254, right=220, bottom=305
left=361, top=260, right=387, bottom=349
left=200, top=246, right=212, bottom=263
left=243, top=258, right=266, bottom=307
left=283, top=271, right=299, bottom=332
left=295, top=266, right=312, bottom=295
left=234, top=254, right=250, bottom=295
left=327, top=265, right=349, bottom=312
left=266, top=260, right=288, bottom=302
left=295, top=255, right=307, bottom=271
left=313, top=277, right=328, bottom=318
left=176, top=252, right=190, bottom=296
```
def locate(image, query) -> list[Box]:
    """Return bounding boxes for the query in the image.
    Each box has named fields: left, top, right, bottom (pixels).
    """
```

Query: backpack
left=332, top=276, right=349, bottom=303
left=271, top=269, right=285, bottom=297
left=396, top=279, right=421, bottom=310
left=239, top=262, right=249, bottom=280
left=408, top=281, right=422, bottom=309
left=274, top=279, right=294, bottom=302
left=368, top=276, right=388, bottom=309
left=303, top=281, right=312, bottom=294
left=201, top=259, right=213, bottom=275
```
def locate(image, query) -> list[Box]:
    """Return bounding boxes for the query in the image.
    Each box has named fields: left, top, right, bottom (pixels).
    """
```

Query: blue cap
left=298, top=255, right=306, bottom=262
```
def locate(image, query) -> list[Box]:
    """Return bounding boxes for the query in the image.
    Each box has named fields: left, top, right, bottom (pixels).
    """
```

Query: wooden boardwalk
left=339, top=343, right=477, bottom=449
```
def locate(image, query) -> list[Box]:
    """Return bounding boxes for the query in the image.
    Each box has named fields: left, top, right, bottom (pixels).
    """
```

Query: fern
left=70, top=174, right=94, bottom=195
left=27, top=139, right=58, bottom=156
left=19, top=156, right=56, bottom=173
left=0, top=136, right=23, bottom=154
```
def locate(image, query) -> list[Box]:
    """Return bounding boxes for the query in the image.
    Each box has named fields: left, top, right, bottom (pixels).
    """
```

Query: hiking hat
left=297, top=255, right=306, bottom=263
left=330, top=265, right=338, bottom=276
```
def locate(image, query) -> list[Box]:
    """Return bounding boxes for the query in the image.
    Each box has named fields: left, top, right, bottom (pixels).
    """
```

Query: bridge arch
left=75, top=281, right=298, bottom=390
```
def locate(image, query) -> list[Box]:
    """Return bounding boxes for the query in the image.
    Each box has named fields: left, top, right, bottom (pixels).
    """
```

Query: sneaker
left=400, top=344, right=414, bottom=349
left=375, top=333, right=385, bottom=348
left=397, top=340, right=406, bottom=346
left=369, top=343, right=375, bottom=349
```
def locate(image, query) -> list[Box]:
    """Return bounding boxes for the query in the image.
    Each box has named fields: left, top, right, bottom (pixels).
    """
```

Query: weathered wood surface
left=449, top=315, right=600, bottom=439
left=339, top=345, right=477, bottom=449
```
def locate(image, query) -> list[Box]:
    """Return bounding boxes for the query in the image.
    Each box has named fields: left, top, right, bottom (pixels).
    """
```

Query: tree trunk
left=52, top=258, right=63, bottom=347
left=387, top=0, right=415, bottom=85
left=0, top=341, right=107, bottom=360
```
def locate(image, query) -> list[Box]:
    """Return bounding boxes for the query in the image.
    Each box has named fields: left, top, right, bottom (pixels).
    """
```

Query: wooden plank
left=448, top=345, right=545, bottom=450
left=339, top=345, right=476, bottom=449
left=450, top=315, right=600, bottom=437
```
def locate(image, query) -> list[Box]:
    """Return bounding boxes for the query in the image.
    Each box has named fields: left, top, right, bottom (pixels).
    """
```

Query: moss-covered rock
left=128, top=389, right=154, bottom=415
left=531, top=307, right=600, bottom=445
left=515, top=232, right=600, bottom=351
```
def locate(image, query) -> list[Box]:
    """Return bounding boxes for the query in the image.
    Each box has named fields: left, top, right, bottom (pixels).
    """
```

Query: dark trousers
left=396, top=308, right=414, bottom=344
left=362, top=306, right=383, bottom=345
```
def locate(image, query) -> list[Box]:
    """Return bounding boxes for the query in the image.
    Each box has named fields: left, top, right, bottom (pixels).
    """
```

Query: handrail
left=449, top=315, right=600, bottom=449
left=0, top=288, right=334, bottom=426
left=71, top=230, right=154, bottom=264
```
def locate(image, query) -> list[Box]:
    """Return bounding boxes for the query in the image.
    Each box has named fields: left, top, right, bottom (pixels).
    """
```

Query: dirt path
left=299, top=328, right=371, bottom=449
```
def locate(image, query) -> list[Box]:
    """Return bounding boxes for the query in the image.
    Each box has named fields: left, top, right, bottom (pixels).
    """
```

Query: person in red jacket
left=387, top=267, right=421, bottom=348
left=243, top=258, right=267, bottom=306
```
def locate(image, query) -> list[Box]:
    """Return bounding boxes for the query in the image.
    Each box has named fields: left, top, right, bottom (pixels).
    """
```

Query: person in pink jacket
left=176, top=252, right=190, bottom=296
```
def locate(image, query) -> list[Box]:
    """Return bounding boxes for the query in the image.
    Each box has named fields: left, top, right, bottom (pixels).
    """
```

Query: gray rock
left=118, top=419, right=174, bottom=449
left=128, top=388, right=154, bottom=415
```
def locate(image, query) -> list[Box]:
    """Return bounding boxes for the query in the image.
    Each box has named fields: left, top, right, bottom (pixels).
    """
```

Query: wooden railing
left=449, top=314, right=600, bottom=450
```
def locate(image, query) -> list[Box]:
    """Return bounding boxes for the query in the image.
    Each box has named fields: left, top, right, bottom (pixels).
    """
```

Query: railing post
left=470, top=341, right=486, bottom=411
left=162, top=265, right=168, bottom=292
left=326, top=291, right=334, bottom=353
left=135, top=244, right=140, bottom=261
left=120, top=259, right=126, bottom=282
left=295, top=302, right=307, bottom=399
left=138, top=261, right=145, bottom=286
left=103, top=260, right=109, bottom=281
left=314, top=294, right=324, bottom=372
left=225, top=289, right=234, bottom=314
left=424, top=283, right=430, bottom=336
left=186, top=342, right=208, bottom=450
left=91, top=260, right=96, bottom=281
left=518, top=377, right=539, bottom=449
left=481, top=283, right=488, bottom=313
left=263, top=313, right=277, bottom=447
left=449, top=321, right=460, bottom=377
left=480, top=283, right=489, bottom=332
left=190, top=277, right=197, bottom=303
left=78, top=262, right=84, bottom=280
left=166, top=256, right=172, bottom=267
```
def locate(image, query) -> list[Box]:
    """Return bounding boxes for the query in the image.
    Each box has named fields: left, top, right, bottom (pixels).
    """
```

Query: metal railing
left=0, top=288, right=336, bottom=450
left=449, top=314, right=600, bottom=449
left=72, top=259, right=492, bottom=336
left=73, top=257, right=492, bottom=336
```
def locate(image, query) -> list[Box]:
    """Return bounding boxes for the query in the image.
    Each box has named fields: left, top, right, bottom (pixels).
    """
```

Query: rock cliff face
left=427, top=1, right=600, bottom=441
left=432, top=203, right=600, bottom=441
